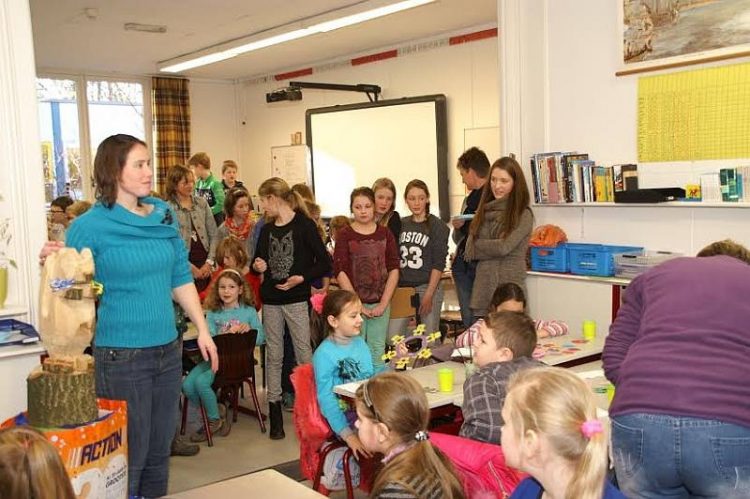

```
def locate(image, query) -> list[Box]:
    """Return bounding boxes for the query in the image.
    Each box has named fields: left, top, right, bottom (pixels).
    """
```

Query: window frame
left=36, top=71, right=153, bottom=201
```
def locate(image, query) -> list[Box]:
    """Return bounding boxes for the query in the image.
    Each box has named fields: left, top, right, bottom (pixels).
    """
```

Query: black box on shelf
left=614, top=188, right=686, bottom=203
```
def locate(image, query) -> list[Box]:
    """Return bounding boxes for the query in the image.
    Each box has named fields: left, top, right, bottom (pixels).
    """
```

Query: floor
left=167, top=378, right=367, bottom=498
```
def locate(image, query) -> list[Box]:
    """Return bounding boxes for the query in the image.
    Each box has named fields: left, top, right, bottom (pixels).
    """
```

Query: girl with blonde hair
left=355, top=372, right=465, bottom=498
left=372, top=177, right=401, bottom=240
left=252, top=177, right=331, bottom=439
left=0, top=426, right=76, bottom=499
left=502, top=367, right=624, bottom=499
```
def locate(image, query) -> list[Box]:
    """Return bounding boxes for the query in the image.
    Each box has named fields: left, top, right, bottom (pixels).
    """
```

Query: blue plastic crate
left=568, top=243, right=644, bottom=276
left=530, top=244, right=568, bottom=273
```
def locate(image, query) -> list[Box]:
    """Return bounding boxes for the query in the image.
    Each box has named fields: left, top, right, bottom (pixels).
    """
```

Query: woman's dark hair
left=349, top=187, right=376, bottom=212
left=310, top=289, right=361, bottom=348
left=94, top=134, right=148, bottom=207
left=469, top=156, right=531, bottom=238
left=164, top=164, right=192, bottom=201
left=224, top=187, right=250, bottom=218
left=489, top=282, right=527, bottom=313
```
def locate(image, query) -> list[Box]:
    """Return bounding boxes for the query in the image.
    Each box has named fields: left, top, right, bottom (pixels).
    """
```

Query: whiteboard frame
left=305, top=94, right=449, bottom=220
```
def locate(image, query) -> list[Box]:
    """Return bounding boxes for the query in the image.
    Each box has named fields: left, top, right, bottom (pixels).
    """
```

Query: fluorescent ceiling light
left=311, top=0, right=434, bottom=32
left=159, top=0, right=435, bottom=73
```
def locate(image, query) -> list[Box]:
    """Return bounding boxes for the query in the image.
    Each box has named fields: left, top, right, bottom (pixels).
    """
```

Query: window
left=37, top=78, right=82, bottom=202
left=36, top=76, right=149, bottom=203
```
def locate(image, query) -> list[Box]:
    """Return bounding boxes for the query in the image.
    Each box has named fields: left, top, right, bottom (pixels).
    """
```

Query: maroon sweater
left=603, top=256, right=750, bottom=428
left=333, top=225, right=399, bottom=304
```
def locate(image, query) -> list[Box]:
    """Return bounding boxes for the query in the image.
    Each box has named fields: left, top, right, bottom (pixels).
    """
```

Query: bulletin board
left=270, top=144, right=311, bottom=186
left=637, top=61, right=750, bottom=162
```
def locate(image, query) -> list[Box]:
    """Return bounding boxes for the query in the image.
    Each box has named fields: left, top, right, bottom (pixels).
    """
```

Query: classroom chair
left=390, top=286, right=420, bottom=322
left=180, top=330, right=266, bottom=446
left=430, top=432, right=526, bottom=499
left=290, top=363, right=358, bottom=498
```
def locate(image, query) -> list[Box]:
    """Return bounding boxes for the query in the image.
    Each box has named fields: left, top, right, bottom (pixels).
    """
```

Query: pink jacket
left=429, top=432, right=525, bottom=498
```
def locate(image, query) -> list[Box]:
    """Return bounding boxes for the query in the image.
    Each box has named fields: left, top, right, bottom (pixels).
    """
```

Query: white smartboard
left=307, top=95, right=448, bottom=220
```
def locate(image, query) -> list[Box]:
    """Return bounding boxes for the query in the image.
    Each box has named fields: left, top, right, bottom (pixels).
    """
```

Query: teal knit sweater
left=66, top=197, right=193, bottom=348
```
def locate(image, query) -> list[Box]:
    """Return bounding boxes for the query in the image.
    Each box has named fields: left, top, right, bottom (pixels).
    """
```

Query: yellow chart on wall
left=638, top=62, right=750, bottom=162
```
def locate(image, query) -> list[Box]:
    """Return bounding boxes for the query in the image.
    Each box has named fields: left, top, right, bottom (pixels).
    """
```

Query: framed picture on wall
left=617, top=0, right=750, bottom=76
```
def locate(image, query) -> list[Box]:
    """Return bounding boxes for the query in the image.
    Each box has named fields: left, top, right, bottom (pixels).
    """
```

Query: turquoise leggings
left=182, top=361, right=219, bottom=420
left=362, top=303, right=391, bottom=371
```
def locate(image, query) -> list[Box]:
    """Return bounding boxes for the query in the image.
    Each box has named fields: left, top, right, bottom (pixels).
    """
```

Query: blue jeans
left=451, top=254, right=476, bottom=327
left=94, top=338, right=182, bottom=498
left=612, top=413, right=750, bottom=498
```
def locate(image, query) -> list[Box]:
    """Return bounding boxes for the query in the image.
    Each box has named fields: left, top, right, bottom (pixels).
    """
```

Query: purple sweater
left=603, top=256, right=750, bottom=428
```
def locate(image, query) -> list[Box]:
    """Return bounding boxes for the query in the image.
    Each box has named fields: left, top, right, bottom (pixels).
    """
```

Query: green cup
left=437, top=368, right=454, bottom=392
left=582, top=320, right=597, bottom=340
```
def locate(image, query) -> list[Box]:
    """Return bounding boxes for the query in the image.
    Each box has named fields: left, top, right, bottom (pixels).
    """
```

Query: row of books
left=700, top=167, right=750, bottom=203
left=530, top=152, right=638, bottom=204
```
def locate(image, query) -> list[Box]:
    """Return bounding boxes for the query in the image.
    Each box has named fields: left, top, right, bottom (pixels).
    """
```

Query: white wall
left=237, top=35, right=500, bottom=215
left=505, top=0, right=750, bottom=331
left=190, top=79, right=240, bottom=166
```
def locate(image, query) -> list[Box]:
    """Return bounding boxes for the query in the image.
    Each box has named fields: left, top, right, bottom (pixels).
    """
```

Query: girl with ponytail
left=252, top=177, right=331, bottom=439
left=502, top=367, right=625, bottom=499
left=355, top=372, right=465, bottom=499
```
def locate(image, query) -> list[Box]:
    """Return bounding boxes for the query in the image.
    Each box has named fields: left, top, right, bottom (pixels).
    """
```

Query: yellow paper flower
left=391, top=335, right=405, bottom=345
left=381, top=350, right=396, bottom=361
left=417, top=348, right=432, bottom=359
left=396, top=357, right=410, bottom=369
left=427, top=331, right=442, bottom=343
left=413, top=324, right=426, bottom=334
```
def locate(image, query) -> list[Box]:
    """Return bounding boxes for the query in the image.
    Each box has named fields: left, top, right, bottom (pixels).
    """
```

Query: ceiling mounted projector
left=266, top=87, right=303, bottom=103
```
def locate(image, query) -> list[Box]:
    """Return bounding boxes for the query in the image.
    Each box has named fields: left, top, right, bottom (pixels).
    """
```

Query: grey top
left=464, top=198, right=533, bottom=312
left=397, top=214, right=450, bottom=287
left=168, top=195, right=218, bottom=263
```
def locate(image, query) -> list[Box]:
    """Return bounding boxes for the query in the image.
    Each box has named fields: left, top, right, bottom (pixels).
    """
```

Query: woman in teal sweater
left=45, top=134, right=218, bottom=498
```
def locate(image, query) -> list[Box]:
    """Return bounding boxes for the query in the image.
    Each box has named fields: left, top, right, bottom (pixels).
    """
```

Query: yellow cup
left=582, top=320, right=597, bottom=340
left=437, top=368, right=454, bottom=392
left=606, top=384, right=616, bottom=403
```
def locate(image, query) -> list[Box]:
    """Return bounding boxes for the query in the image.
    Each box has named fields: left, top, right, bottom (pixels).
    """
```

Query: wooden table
left=168, top=469, right=325, bottom=498
left=334, top=361, right=467, bottom=409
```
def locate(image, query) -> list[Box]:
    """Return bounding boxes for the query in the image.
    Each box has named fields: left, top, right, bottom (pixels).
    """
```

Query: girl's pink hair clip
left=580, top=419, right=603, bottom=439
left=310, top=293, right=326, bottom=314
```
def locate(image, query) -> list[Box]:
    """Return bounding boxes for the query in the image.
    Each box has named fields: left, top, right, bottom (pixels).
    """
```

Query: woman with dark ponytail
left=355, top=372, right=465, bottom=498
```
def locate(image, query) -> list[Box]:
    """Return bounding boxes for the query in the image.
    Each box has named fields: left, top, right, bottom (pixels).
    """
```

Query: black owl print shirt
left=253, top=213, right=332, bottom=305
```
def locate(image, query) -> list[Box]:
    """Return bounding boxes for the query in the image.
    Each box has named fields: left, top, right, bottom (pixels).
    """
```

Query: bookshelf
left=532, top=202, right=750, bottom=209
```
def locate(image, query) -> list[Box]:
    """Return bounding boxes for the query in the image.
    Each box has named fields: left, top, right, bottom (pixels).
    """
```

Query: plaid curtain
left=152, top=77, right=190, bottom=192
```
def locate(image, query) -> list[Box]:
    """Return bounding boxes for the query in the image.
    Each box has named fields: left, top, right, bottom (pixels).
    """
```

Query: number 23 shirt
left=398, top=214, right=449, bottom=287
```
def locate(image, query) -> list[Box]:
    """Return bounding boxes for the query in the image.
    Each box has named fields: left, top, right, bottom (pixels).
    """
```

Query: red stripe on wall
left=351, top=49, right=398, bottom=66
left=449, top=27, right=498, bottom=45
left=274, top=68, right=313, bottom=81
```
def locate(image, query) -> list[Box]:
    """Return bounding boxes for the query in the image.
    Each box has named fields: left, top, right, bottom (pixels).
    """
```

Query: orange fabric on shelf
left=529, top=224, right=567, bottom=247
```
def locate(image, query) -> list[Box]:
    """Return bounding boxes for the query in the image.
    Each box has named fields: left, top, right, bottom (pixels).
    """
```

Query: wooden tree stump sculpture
left=29, top=248, right=98, bottom=427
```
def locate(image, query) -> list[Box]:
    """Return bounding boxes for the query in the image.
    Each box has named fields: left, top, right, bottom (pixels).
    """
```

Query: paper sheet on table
left=574, top=369, right=605, bottom=380
left=451, top=347, right=471, bottom=359
left=337, top=381, right=363, bottom=396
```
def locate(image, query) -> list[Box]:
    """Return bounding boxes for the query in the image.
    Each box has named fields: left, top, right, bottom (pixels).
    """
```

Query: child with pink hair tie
left=501, top=367, right=625, bottom=499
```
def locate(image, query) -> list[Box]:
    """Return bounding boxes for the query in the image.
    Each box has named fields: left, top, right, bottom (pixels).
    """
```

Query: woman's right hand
left=39, top=240, right=65, bottom=265
left=252, top=257, right=267, bottom=273
left=343, top=434, right=371, bottom=460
